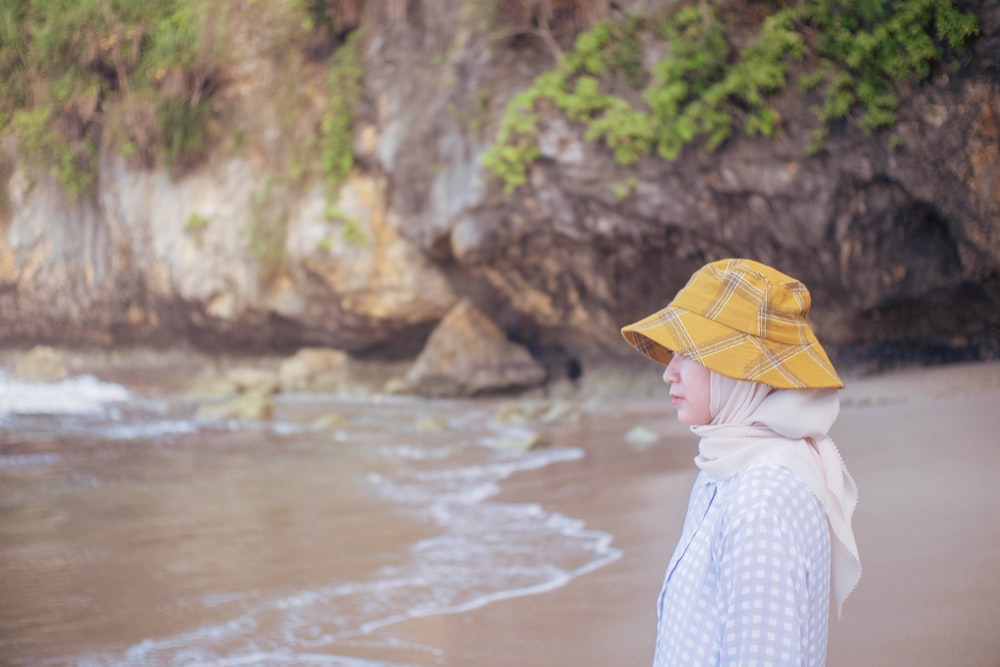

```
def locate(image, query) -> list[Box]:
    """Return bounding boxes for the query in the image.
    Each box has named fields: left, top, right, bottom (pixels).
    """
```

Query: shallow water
left=0, top=373, right=620, bottom=666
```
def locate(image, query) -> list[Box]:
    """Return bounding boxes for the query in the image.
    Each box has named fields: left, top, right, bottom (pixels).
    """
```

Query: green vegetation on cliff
left=1, top=0, right=980, bottom=202
left=0, top=0, right=363, bottom=201
left=321, top=30, right=363, bottom=199
left=484, top=0, right=979, bottom=192
left=0, top=0, right=227, bottom=196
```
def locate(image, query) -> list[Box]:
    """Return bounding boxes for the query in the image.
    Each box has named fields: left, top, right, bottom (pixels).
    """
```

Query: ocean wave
left=92, top=419, right=200, bottom=440
left=64, top=442, right=618, bottom=667
left=0, top=452, right=63, bottom=468
left=0, top=372, right=131, bottom=418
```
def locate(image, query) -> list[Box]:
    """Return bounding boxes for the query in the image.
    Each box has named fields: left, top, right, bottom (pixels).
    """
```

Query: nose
left=663, top=355, right=680, bottom=384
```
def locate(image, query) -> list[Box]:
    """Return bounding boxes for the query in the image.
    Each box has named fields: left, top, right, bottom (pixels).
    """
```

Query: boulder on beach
left=484, top=428, right=546, bottom=452
left=227, top=367, right=280, bottom=395
left=279, top=348, right=349, bottom=393
left=414, top=415, right=447, bottom=432
left=12, top=346, right=68, bottom=383
left=405, top=301, right=546, bottom=397
left=195, top=393, right=274, bottom=421
left=186, top=373, right=240, bottom=398
left=311, top=413, right=347, bottom=430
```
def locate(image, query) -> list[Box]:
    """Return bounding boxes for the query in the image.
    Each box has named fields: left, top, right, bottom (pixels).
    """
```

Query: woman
left=621, top=258, right=861, bottom=667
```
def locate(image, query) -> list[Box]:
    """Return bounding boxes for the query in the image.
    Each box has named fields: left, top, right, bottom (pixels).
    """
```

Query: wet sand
left=388, top=360, right=1000, bottom=666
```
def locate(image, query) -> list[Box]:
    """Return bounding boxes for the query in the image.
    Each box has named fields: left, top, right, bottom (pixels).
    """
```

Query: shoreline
left=2, top=341, right=994, bottom=402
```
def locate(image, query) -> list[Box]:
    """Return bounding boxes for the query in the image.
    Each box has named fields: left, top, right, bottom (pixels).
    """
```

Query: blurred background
left=1, top=1, right=998, bottom=665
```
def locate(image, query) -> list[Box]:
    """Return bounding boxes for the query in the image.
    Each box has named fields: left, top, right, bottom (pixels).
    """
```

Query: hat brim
left=621, top=305, right=844, bottom=390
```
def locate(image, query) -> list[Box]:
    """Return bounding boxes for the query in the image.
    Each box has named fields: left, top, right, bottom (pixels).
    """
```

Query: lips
left=670, top=394, right=682, bottom=405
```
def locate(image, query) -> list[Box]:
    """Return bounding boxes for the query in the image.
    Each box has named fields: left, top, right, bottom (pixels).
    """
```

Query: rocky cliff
left=2, top=0, right=998, bottom=386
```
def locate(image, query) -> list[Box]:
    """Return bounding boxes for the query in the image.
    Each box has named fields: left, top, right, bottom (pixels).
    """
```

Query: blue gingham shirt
left=653, top=465, right=831, bottom=666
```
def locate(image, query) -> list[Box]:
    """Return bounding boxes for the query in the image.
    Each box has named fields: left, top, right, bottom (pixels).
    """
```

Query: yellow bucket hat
left=621, top=258, right=844, bottom=389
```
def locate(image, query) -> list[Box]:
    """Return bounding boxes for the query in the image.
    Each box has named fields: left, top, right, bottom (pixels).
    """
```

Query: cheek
left=690, top=391, right=713, bottom=425
left=688, top=368, right=713, bottom=424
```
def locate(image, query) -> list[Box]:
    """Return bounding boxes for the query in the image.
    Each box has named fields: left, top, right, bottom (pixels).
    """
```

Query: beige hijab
left=690, top=373, right=861, bottom=616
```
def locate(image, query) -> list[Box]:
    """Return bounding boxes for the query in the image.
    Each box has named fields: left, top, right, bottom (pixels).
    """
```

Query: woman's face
left=662, top=353, right=712, bottom=426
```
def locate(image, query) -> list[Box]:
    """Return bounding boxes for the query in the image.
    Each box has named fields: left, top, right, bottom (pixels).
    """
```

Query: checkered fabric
left=653, top=466, right=831, bottom=667
left=621, top=259, right=843, bottom=389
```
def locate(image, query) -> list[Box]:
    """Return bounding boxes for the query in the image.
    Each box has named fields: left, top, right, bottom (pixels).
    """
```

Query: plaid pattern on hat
left=621, top=259, right=843, bottom=389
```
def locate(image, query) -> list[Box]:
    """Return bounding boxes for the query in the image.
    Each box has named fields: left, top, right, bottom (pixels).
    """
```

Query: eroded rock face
left=0, top=154, right=455, bottom=353
left=405, top=300, right=546, bottom=397
left=434, top=70, right=1000, bottom=361
left=366, top=1, right=1000, bottom=366
left=1, top=1, right=998, bottom=370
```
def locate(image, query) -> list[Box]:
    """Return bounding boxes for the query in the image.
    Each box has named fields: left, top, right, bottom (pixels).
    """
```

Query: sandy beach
left=385, top=359, right=1000, bottom=667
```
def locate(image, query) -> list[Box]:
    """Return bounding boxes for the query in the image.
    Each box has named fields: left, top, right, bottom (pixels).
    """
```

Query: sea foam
left=0, top=372, right=131, bottom=418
